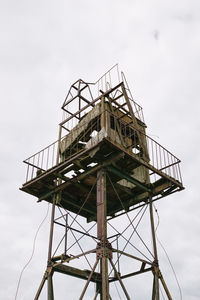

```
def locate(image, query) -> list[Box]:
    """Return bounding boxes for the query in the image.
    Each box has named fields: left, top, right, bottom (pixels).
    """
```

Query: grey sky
left=0, top=0, right=200, bottom=299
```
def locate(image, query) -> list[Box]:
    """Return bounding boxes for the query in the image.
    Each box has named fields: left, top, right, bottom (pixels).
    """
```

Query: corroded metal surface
left=21, top=67, right=183, bottom=299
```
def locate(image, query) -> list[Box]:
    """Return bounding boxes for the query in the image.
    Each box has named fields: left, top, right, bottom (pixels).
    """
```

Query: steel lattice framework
left=21, top=65, right=184, bottom=299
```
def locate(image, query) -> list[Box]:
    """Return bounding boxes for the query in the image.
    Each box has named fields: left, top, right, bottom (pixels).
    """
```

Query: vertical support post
left=47, top=273, right=54, bottom=300
left=97, top=170, right=107, bottom=240
left=101, top=96, right=105, bottom=131
left=47, top=195, right=56, bottom=300
left=57, top=125, right=62, bottom=164
left=78, top=80, right=81, bottom=120
left=64, top=213, right=68, bottom=256
left=47, top=195, right=56, bottom=264
left=34, top=125, right=63, bottom=300
left=46, top=121, right=63, bottom=300
left=149, top=195, right=159, bottom=300
left=97, top=169, right=109, bottom=300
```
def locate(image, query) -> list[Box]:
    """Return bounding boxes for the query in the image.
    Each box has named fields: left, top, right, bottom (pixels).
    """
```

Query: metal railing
left=108, top=111, right=182, bottom=184
left=94, top=65, right=144, bottom=123
left=23, top=114, right=102, bottom=183
left=24, top=139, right=60, bottom=182
left=95, top=64, right=121, bottom=96
left=23, top=110, right=182, bottom=185
left=121, top=71, right=144, bottom=123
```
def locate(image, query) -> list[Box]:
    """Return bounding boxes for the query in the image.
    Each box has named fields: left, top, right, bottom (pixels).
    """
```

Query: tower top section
left=21, top=65, right=184, bottom=221
left=61, top=64, right=144, bottom=133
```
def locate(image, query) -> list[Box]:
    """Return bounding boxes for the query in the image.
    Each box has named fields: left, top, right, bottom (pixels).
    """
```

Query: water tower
left=21, top=65, right=184, bottom=299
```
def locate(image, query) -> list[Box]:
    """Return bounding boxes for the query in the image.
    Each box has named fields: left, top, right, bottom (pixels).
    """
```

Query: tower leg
left=149, top=196, right=160, bottom=300
left=47, top=195, right=56, bottom=300
left=47, top=273, right=54, bottom=300
left=34, top=194, right=56, bottom=300
left=97, top=169, right=109, bottom=300
left=34, top=275, right=47, bottom=300
left=152, top=276, right=156, bottom=300
left=159, top=272, right=172, bottom=300
left=48, top=195, right=56, bottom=264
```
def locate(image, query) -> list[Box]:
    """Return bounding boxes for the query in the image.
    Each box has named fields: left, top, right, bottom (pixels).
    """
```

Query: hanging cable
left=160, top=286, right=166, bottom=300
left=153, top=205, right=183, bottom=300
left=14, top=203, right=50, bottom=300
left=153, top=204, right=160, bottom=232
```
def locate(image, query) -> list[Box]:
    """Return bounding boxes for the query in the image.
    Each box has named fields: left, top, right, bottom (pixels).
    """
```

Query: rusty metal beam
left=109, top=259, right=131, bottom=300
left=53, top=222, right=97, bottom=240
left=149, top=195, right=160, bottom=300
left=79, top=260, right=99, bottom=300
left=112, top=248, right=153, bottom=266
left=60, top=82, right=123, bottom=126
left=107, top=165, right=151, bottom=192
left=34, top=275, right=47, bottom=300
left=21, top=143, right=103, bottom=189
left=54, top=249, right=96, bottom=266
left=53, top=264, right=101, bottom=283
left=104, top=138, right=183, bottom=189
left=97, top=170, right=107, bottom=240
left=60, top=195, right=96, bottom=216
left=97, top=169, right=109, bottom=300
left=47, top=274, right=54, bottom=300
left=159, top=271, right=172, bottom=300
left=110, top=267, right=153, bottom=282
left=37, top=152, right=124, bottom=202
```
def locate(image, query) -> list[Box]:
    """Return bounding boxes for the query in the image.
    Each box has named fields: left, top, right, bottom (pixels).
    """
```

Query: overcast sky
left=0, top=0, right=200, bottom=299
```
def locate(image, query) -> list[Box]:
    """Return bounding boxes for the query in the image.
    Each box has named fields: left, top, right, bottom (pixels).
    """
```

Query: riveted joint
left=96, top=240, right=112, bottom=259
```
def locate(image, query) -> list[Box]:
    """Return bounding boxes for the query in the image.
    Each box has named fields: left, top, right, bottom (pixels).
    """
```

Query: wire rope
left=153, top=205, right=183, bottom=300
left=14, top=203, right=50, bottom=300
left=160, top=286, right=166, bottom=300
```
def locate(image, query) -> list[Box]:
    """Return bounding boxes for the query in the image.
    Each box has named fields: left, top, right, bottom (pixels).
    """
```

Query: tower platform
left=21, top=80, right=183, bottom=221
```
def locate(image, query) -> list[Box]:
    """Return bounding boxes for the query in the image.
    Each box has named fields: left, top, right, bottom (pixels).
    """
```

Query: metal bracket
left=96, top=240, right=113, bottom=259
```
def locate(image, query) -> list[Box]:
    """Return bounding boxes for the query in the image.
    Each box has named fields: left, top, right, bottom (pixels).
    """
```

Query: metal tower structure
left=21, top=65, right=184, bottom=299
